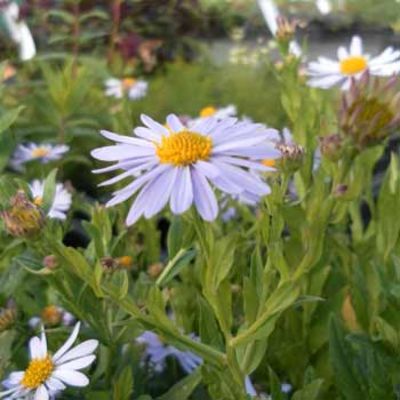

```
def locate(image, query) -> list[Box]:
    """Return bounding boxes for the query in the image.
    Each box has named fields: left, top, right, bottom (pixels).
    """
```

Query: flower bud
left=147, top=262, right=164, bottom=279
left=116, top=255, right=133, bottom=270
left=1, top=191, right=44, bottom=237
left=43, top=255, right=58, bottom=270
left=275, top=142, right=305, bottom=172
left=319, top=134, right=344, bottom=162
left=341, top=293, right=361, bottom=332
left=0, top=303, right=17, bottom=332
left=100, top=256, right=117, bottom=273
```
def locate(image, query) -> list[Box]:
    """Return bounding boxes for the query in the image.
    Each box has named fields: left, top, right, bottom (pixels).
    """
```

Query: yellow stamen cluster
left=21, top=357, right=54, bottom=389
left=31, top=148, right=50, bottom=158
left=340, top=56, right=367, bottom=75
left=33, top=197, right=43, bottom=207
left=122, top=78, right=136, bottom=90
left=156, top=131, right=212, bottom=166
left=199, top=106, right=217, bottom=118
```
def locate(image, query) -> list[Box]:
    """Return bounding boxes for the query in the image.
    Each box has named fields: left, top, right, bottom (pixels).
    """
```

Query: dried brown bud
left=147, top=263, right=164, bottom=279
left=333, top=184, right=348, bottom=197
left=43, top=255, right=58, bottom=270
left=275, top=142, right=305, bottom=172
left=319, top=134, right=344, bottom=162
left=1, top=191, right=45, bottom=237
left=0, top=303, right=17, bottom=332
left=100, top=256, right=117, bottom=272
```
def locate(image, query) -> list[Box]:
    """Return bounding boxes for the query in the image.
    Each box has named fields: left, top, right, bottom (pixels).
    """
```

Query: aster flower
left=91, top=114, right=280, bottom=225
left=10, top=143, right=69, bottom=169
left=104, top=77, right=148, bottom=100
left=136, top=331, right=202, bottom=374
left=187, top=105, right=237, bottom=128
left=0, top=322, right=98, bottom=399
left=307, top=36, right=400, bottom=90
left=137, top=331, right=260, bottom=397
left=29, top=180, right=72, bottom=220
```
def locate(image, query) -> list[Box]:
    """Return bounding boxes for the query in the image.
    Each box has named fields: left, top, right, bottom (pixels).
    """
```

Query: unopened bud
left=0, top=303, right=17, bottom=332
left=333, top=184, right=348, bottom=198
left=43, top=255, right=58, bottom=270
left=147, top=263, right=164, bottom=279
left=276, top=142, right=305, bottom=172
left=320, top=134, right=344, bottom=162
left=1, top=191, right=44, bottom=237
left=116, top=255, right=133, bottom=269
left=341, top=293, right=360, bottom=331
left=100, top=256, right=116, bottom=273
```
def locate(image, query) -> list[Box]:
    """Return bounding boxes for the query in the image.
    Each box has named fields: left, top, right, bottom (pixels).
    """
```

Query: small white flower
left=0, top=322, right=98, bottom=400
left=307, top=36, right=400, bottom=90
left=188, top=105, right=237, bottom=127
left=29, top=180, right=72, bottom=220
left=104, top=77, right=148, bottom=100
left=1, top=1, right=36, bottom=61
left=10, top=143, right=69, bottom=169
left=316, top=0, right=332, bottom=15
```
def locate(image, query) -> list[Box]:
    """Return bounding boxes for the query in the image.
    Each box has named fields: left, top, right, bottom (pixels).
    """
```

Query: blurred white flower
left=316, top=0, right=332, bottom=15
left=307, top=36, right=400, bottom=90
left=29, top=180, right=72, bottom=220
left=104, top=77, right=148, bottom=100
left=189, top=105, right=237, bottom=126
left=1, top=1, right=36, bottom=61
left=0, top=322, right=98, bottom=399
left=10, top=143, right=69, bottom=169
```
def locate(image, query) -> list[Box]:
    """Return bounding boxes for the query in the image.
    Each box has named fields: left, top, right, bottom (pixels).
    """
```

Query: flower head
left=136, top=331, right=202, bottom=374
left=307, top=36, right=400, bottom=90
left=29, top=180, right=72, bottom=220
left=10, top=143, right=69, bottom=170
left=1, top=191, right=44, bottom=237
left=104, top=77, right=148, bottom=100
left=0, top=322, right=98, bottom=399
left=91, top=114, right=280, bottom=225
left=339, top=73, right=400, bottom=147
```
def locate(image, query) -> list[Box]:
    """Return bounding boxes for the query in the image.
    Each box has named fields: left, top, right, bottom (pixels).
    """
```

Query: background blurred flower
left=29, top=180, right=72, bottom=220
left=1, top=0, right=36, bottom=61
left=92, top=114, right=280, bottom=225
left=307, top=36, right=400, bottom=90
left=0, top=322, right=98, bottom=399
left=104, top=77, right=148, bottom=100
left=10, top=143, right=69, bottom=169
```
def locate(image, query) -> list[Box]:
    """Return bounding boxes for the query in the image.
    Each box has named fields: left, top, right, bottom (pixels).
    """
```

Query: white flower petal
left=34, top=385, right=48, bottom=400
left=55, top=340, right=99, bottom=365
left=52, top=370, right=89, bottom=387
left=191, top=168, right=218, bottom=221
left=52, top=323, right=81, bottom=362
left=56, top=355, right=96, bottom=371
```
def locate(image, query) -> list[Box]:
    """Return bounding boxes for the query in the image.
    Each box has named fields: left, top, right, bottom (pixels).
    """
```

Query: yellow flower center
left=262, top=159, right=276, bottom=167
left=33, top=197, right=43, bottom=207
left=122, top=78, right=136, bottom=90
left=31, top=148, right=50, bottom=158
left=156, top=131, right=212, bottom=166
left=199, top=106, right=217, bottom=118
left=340, top=56, right=367, bottom=75
left=21, top=357, right=54, bottom=389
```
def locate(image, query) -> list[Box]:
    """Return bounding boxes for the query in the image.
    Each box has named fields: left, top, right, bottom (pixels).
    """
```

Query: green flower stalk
left=339, top=73, right=400, bottom=148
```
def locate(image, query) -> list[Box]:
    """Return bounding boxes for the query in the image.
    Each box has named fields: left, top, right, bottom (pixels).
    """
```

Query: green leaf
left=112, top=366, right=134, bottom=400
left=0, top=106, right=24, bottom=135
left=156, top=369, right=201, bottom=400
left=156, top=248, right=196, bottom=287
left=292, top=379, right=323, bottom=400
left=42, top=169, right=58, bottom=215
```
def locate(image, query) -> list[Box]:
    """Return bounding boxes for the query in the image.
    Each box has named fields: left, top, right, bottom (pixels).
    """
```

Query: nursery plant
left=1, top=1, right=400, bottom=399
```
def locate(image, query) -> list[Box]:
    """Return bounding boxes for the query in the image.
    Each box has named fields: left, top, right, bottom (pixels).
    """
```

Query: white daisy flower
left=0, top=322, right=98, bottom=400
left=91, top=114, right=280, bottom=225
left=104, top=77, right=148, bottom=100
left=29, top=180, right=72, bottom=220
left=10, top=143, right=69, bottom=169
left=307, top=36, right=400, bottom=90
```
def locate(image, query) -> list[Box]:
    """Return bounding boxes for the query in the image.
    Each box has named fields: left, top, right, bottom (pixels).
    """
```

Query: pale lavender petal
left=91, top=145, right=155, bottom=161
left=141, top=114, right=169, bottom=135
left=166, top=114, right=185, bottom=132
left=191, top=168, right=218, bottom=221
left=170, top=167, right=193, bottom=214
left=100, top=130, right=153, bottom=147
left=193, top=160, right=220, bottom=179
